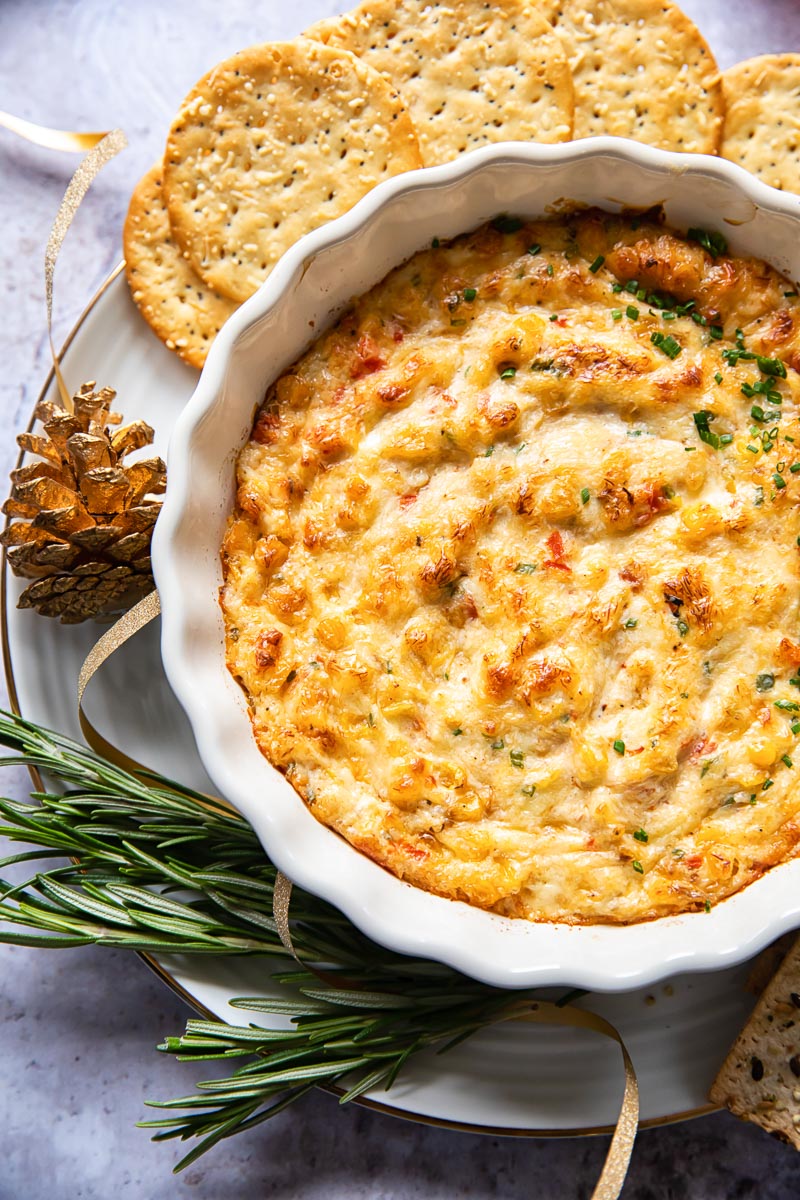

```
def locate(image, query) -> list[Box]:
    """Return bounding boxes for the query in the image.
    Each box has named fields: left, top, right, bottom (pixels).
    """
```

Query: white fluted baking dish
left=153, top=138, right=800, bottom=991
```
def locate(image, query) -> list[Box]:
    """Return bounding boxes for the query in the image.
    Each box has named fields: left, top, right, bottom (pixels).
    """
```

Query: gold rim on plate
left=0, top=263, right=718, bottom=1139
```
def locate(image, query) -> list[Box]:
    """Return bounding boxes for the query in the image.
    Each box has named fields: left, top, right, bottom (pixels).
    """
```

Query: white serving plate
left=154, top=138, right=800, bottom=993
left=1, top=263, right=759, bottom=1134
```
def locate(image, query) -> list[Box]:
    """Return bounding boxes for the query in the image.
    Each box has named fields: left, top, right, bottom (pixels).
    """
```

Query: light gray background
left=2, top=1, right=800, bottom=1196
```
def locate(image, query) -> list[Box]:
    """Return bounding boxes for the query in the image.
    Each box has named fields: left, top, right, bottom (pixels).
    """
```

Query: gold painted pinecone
left=1, top=382, right=166, bottom=623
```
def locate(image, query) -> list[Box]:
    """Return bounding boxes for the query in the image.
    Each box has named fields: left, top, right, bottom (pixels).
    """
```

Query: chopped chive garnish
left=693, top=410, right=722, bottom=449
left=791, top=464, right=800, bottom=474
left=756, top=673, right=775, bottom=692
left=491, top=738, right=505, bottom=750
left=514, top=562, right=536, bottom=574
left=785, top=291, right=798, bottom=298
left=751, top=405, right=766, bottom=422
left=500, top=366, right=517, bottom=379
left=510, top=750, right=524, bottom=768
left=625, top=280, right=639, bottom=294
left=521, top=784, right=536, bottom=797
left=626, top=304, right=639, bottom=320
left=624, top=618, right=638, bottom=629
left=783, top=755, right=794, bottom=769
left=589, top=255, right=605, bottom=273
left=463, top=287, right=477, bottom=302
left=677, top=619, right=689, bottom=636
left=722, top=346, right=757, bottom=365
left=612, top=282, right=623, bottom=293
left=546, top=263, right=554, bottom=277
left=775, top=699, right=800, bottom=711
left=774, top=473, right=787, bottom=489
left=792, top=722, right=800, bottom=735
left=612, top=309, right=623, bottom=321
left=762, top=778, right=775, bottom=791
left=484, top=444, right=494, bottom=457
left=452, top=728, right=463, bottom=736
left=704, top=900, right=712, bottom=913
left=632, top=861, right=644, bottom=874
left=613, top=739, right=625, bottom=755
left=687, top=227, right=728, bottom=257
left=709, top=325, right=724, bottom=341
left=651, top=331, right=682, bottom=359
left=662, top=310, right=677, bottom=321
left=580, top=487, right=590, bottom=505
left=491, top=215, right=523, bottom=234
left=633, top=828, right=649, bottom=843
left=714, top=372, right=723, bottom=385
left=549, top=313, right=559, bottom=322
left=755, top=486, right=764, bottom=506
left=757, top=355, right=787, bottom=378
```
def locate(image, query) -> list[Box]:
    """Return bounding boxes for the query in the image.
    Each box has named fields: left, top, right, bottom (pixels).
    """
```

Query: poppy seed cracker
left=304, top=0, right=574, bottom=167
left=721, top=55, right=800, bottom=193
left=163, top=40, right=423, bottom=304
left=123, top=165, right=238, bottom=370
left=545, top=0, right=724, bottom=154
left=710, top=934, right=800, bottom=1149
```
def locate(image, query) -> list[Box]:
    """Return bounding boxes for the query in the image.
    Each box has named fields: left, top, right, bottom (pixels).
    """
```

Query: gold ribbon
left=44, top=128, right=128, bottom=408
left=0, top=111, right=110, bottom=153
left=272, top=869, right=639, bottom=1200
left=75, top=597, right=639, bottom=1197
left=3, top=111, right=127, bottom=408
left=77, top=588, right=161, bottom=773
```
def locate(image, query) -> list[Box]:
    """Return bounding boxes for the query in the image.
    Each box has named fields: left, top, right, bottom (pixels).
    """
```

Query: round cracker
left=163, top=41, right=423, bottom=304
left=304, top=0, right=573, bottom=167
left=546, top=0, right=724, bottom=153
left=721, top=55, right=800, bottom=192
left=123, top=165, right=238, bottom=370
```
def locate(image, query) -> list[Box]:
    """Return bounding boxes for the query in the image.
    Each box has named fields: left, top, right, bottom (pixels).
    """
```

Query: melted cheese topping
left=221, top=210, right=800, bottom=924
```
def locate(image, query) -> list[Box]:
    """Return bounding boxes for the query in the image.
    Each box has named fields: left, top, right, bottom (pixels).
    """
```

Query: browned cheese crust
left=221, top=210, right=800, bottom=924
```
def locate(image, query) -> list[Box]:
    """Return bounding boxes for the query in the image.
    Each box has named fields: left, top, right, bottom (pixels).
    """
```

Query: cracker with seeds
left=163, top=40, right=422, bottom=304
left=304, top=0, right=573, bottom=167
left=710, top=934, right=800, bottom=1148
left=721, top=55, right=800, bottom=193
left=123, top=165, right=238, bottom=370
left=544, top=0, right=723, bottom=153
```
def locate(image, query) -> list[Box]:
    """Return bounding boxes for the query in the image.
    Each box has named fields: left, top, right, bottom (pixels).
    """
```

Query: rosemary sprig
left=0, top=709, right=564, bottom=1171
left=142, top=985, right=530, bottom=1170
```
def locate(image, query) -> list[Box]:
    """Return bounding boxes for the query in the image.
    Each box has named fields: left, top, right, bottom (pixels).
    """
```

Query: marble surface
left=3, top=0, right=800, bottom=1195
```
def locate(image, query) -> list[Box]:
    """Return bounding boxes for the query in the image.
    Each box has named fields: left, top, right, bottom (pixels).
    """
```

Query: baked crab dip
left=221, top=209, right=800, bottom=925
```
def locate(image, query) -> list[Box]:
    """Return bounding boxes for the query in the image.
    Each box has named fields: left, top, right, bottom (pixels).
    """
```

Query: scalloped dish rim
left=153, top=138, right=800, bottom=992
